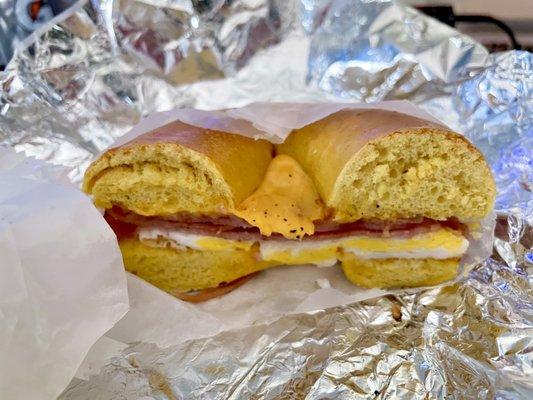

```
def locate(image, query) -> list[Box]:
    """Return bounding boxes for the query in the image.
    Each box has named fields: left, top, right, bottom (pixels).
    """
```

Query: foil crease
left=0, top=0, right=531, bottom=398
left=60, top=215, right=532, bottom=399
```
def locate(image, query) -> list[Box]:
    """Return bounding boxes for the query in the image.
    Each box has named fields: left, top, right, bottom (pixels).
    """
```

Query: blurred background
left=2, top=0, right=532, bottom=68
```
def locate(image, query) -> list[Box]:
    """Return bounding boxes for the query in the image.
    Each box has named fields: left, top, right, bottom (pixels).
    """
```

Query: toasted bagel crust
left=83, top=120, right=273, bottom=216
left=119, top=238, right=278, bottom=292
left=340, top=254, right=461, bottom=288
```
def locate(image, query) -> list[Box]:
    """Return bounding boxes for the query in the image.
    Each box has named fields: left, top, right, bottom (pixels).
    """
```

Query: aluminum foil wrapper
left=0, top=0, right=531, bottom=398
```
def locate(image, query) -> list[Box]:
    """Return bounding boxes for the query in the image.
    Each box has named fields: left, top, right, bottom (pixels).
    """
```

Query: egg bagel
left=83, top=109, right=496, bottom=297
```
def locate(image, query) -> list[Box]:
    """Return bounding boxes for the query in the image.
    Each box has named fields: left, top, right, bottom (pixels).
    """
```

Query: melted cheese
left=137, top=227, right=468, bottom=266
left=233, top=155, right=325, bottom=239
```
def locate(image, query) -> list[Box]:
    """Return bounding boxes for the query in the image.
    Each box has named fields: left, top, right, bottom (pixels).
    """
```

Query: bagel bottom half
left=340, top=254, right=461, bottom=288
left=119, top=238, right=278, bottom=293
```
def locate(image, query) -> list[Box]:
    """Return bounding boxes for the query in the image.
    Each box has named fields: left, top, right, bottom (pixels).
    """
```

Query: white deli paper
left=0, top=148, right=129, bottom=400
left=105, top=267, right=388, bottom=349
left=77, top=101, right=493, bottom=359
left=114, top=100, right=445, bottom=147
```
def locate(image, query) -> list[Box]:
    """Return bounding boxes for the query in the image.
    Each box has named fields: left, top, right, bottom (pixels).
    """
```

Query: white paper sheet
left=0, top=148, right=129, bottom=400
left=113, top=100, right=447, bottom=147
left=104, top=267, right=387, bottom=348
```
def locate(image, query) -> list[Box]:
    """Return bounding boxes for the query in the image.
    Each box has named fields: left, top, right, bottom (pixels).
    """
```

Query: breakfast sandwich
left=83, top=109, right=496, bottom=299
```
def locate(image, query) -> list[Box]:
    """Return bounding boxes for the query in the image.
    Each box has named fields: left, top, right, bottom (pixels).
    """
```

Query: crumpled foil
left=0, top=0, right=531, bottom=398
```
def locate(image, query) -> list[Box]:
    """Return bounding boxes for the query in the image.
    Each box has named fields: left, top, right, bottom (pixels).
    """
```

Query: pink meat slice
left=106, top=207, right=465, bottom=242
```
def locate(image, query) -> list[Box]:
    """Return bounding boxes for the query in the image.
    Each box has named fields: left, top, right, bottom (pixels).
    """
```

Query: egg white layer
left=137, top=227, right=469, bottom=266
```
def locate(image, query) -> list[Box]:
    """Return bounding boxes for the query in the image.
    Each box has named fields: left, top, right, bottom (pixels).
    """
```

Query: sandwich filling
left=137, top=226, right=468, bottom=267
left=104, top=154, right=471, bottom=270
left=105, top=208, right=469, bottom=268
